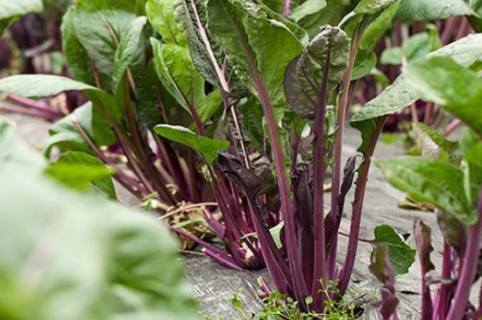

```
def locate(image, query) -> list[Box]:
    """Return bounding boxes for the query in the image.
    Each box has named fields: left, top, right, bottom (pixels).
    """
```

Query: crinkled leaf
left=413, top=218, right=435, bottom=273
left=206, top=0, right=304, bottom=121
left=352, top=34, right=482, bottom=123
left=0, top=0, right=43, bottom=36
left=405, top=56, right=482, bottom=137
left=397, top=0, right=475, bottom=22
left=47, top=151, right=116, bottom=199
left=154, top=124, right=229, bottom=164
left=151, top=39, right=222, bottom=123
left=147, top=0, right=188, bottom=46
left=284, top=26, right=349, bottom=118
left=413, top=218, right=434, bottom=320
left=173, top=0, right=227, bottom=90
left=373, top=225, right=416, bottom=276
left=376, top=156, right=477, bottom=225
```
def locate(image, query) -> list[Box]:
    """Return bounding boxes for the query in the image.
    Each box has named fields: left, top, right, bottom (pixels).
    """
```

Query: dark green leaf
left=113, top=16, right=148, bottom=93
left=71, top=0, right=140, bottom=91
left=376, top=156, right=477, bottom=225
left=284, top=26, right=349, bottom=118
left=61, top=7, right=97, bottom=86
left=154, top=124, right=230, bottom=164
left=206, top=0, right=304, bottom=121
left=373, top=225, right=416, bottom=276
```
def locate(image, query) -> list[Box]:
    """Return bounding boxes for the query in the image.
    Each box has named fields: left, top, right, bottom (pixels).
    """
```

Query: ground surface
left=4, top=112, right=439, bottom=319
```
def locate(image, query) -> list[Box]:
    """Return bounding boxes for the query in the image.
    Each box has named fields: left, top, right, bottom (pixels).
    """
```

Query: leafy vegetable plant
left=375, top=56, right=482, bottom=320
left=153, top=0, right=421, bottom=313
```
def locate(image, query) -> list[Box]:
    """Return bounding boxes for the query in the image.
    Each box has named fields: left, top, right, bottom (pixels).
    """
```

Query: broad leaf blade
left=397, top=0, right=475, bottom=22
left=147, top=0, right=188, bottom=46
left=352, top=34, right=482, bottom=123
left=405, top=56, right=482, bottom=137
left=113, top=16, right=148, bottom=93
left=151, top=39, right=222, bottom=123
left=376, top=156, right=477, bottom=225
left=48, top=151, right=116, bottom=199
left=154, top=124, right=230, bottom=164
left=284, top=26, right=349, bottom=118
left=373, top=225, right=416, bottom=276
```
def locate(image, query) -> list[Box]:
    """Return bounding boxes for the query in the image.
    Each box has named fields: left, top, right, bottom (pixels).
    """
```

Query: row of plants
left=1, top=0, right=482, bottom=319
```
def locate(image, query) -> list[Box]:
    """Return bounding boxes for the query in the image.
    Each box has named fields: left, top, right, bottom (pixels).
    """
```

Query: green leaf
left=113, top=16, right=148, bottom=93
left=61, top=7, right=97, bottom=86
left=206, top=0, right=304, bottom=121
left=352, top=50, right=377, bottom=80
left=0, top=118, right=201, bottom=320
left=415, top=123, right=458, bottom=154
left=284, top=26, right=349, bottom=118
left=147, top=0, right=188, bottom=46
left=47, top=151, right=116, bottom=199
left=0, top=120, right=46, bottom=171
left=380, top=47, right=403, bottom=65
left=71, top=0, right=140, bottom=91
left=151, top=39, right=222, bottom=123
left=373, top=225, right=416, bottom=276
left=342, top=0, right=402, bottom=81
left=459, top=130, right=482, bottom=207
left=173, top=0, right=226, bottom=90
left=0, top=75, right=124, bottom=121
left=397, top=0, right=475, bottom=22
left=402, top=32, right=432, bottom=62
left=352, top=34, right=482, bottom=123
left=290, top=0, right=327, bottom=23
left=154, top=124, right=229, bottom=164
left=405, top=56, right=482, bottom=137
left=0, top=0, right=43, bottom=36
left=45, top=103, right=116, bottom=157
left=376, top=156, right=477, bottom=225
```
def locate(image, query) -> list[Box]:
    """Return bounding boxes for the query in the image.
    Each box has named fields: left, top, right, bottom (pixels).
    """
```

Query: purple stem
left=0, top=102, right=58, bottom=121
left=284, top=0, right=291, bottom=17
left=446, top=188, right=482, bottom=320
left=338, top=116, right=387, bottom=296
left=311, top=44, right=332, bottom=301
left=438, top=241, right=452, bottom=320
left=222, top=3, right=307, bottom=300
left=6, top=94, right=62, bottom=118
